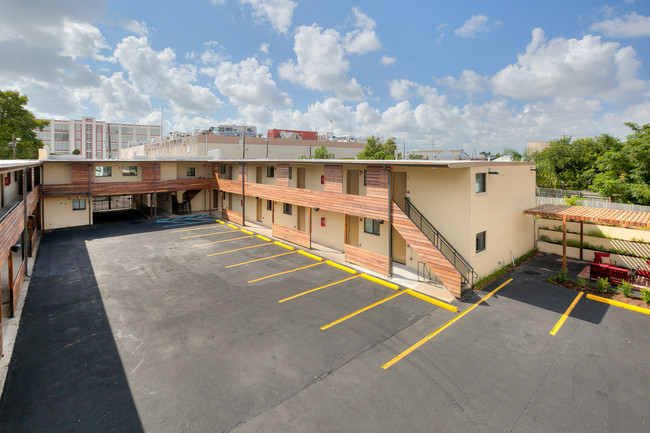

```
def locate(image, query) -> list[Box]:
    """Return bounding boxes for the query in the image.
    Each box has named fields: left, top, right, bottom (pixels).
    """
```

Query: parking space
left=1, top=218, right=649, bottom=432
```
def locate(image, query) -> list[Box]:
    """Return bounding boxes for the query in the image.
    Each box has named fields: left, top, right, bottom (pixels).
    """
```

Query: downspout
left=22, top=169, right=29, bottom=276
left=387, top=165, right=393, bottom=278
left=153, top=162, right=157, bottom=218
left=241, top=163, right=246, bottom=227
left=88, top=162, right=92, bottom=225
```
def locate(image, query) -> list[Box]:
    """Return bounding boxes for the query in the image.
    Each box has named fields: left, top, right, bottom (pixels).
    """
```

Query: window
left=186, top=167, right=196, bottom=177
left=95, top=166, right=112, bottom=177
left=476, top=231, right=486, bottom=253
left=283, top=203, right=292, bottom=215
left=363, top=169, right=367, bottom=186
left=122, top=166, right=137, bottom=176
left=219, top=164, right=226, bottom=174
left=267, top=166, right=275, bottom=178
left=364, top=218, right=381, bottom=235
left=475, top=173, right=486, bottom=193
left=72, top=199, right=86, bottom=210
left=288, top=167, right=293, bottom=179
left=54, top=132, right=69, bottom=141
left=267, top=200, right=272, bottom=211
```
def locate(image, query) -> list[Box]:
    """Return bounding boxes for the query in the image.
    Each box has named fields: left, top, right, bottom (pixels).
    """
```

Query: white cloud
left=344, top=7, right=382, bottom=55
left=211, top=57, right=291, bottom=107
left=60, top=20, right=112, bottom=61
left=278, top=24, right=365, bottom=100
left=122, top=19, right=149, bottom=36
left=389, top=79, right=416, bottom=100
left=114, top=36, right=223, bottom=113
left=89, top=72, right=151, bottom=121
left=491, top=28, right=650, bottom=104
left=380, top=55, right=396, bottom=66
left=591, top=12, right=650, bottom=37
left=454, top=14, right=490, bottom=38
left=438, top=70, right=486, bottom=95
left=259, top=43, right=270, bottom=54
left=241, top=0, right=297, bottom=34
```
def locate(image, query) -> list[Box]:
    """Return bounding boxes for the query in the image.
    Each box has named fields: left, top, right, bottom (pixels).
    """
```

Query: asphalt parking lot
left=1, top=212, right=649, bottom=432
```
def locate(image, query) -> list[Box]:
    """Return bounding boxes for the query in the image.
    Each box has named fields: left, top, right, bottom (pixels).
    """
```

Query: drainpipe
left=240, top=162, right=246, bottom=227
left=387, top=165, right=393, bottom=278
left=22, top=169, right=29, bottom=276
left=153, top=162, right=157, bottom=218
left=88, top=162, right=92, bottom=225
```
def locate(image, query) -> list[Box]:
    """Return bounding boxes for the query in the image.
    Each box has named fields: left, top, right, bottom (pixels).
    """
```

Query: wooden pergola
left=524, top=204, right=650, bottom=270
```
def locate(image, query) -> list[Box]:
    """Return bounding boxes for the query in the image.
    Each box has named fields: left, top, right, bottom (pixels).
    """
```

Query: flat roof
left=524, top=204, right=650, bottom=228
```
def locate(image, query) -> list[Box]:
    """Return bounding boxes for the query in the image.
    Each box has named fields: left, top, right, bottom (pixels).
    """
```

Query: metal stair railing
left=401, top=197, right=477, bottom=287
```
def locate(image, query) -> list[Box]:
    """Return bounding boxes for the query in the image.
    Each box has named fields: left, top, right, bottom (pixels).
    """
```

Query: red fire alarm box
left=4, top=176, right=9, bottom=186
left=321, top=217, right=326, bottom=227
left=320, top=175, right=325, bottom=184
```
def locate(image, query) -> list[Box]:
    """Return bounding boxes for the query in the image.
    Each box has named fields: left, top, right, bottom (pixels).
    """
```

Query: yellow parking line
left=193, top=235, right=254, bottom=247
left=360, top=273, right=399, bottom=290
left=207, top=242, right=273, bottom=257
left=171, top=225, right=221, bottom=233
left=225, top=251, right=298, bottom=268
left=256, top=235, right=271, bottom=241
left=382, top=278, right=512, bottom=370
left=278, top=275, right=361, bottom=303
left=321, top=290, right=410, bottom=330
left=181, top=229, right=238, bottom=239
left=248, top=262, right=325, bottom=284
left=406, top=289, right=457, bottom=313
left=215, top=220, right=226, bottom=224
left=241, top=229, right=254, bottom=235
left=325, top=261, right=357, bottom=274
left=586, top=294, right=650, bottom=316
left=550, top=292, right=584, bottom=336
left=273, top=241, right=294, bottom=250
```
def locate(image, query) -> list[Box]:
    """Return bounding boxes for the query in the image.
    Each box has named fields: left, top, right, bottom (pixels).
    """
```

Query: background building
left=35, top=117, right=161, bottom=159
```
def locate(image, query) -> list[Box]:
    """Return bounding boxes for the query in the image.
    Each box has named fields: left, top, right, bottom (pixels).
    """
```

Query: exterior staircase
left=392, top=198, right=476, bottom=298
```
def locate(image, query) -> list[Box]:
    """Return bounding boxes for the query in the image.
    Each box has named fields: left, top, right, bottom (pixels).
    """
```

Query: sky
left=1, top=0, right=649, bottom=153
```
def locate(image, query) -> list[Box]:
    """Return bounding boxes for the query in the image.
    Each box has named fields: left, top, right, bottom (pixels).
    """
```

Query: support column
left=387, top=166, right=393, bottom=278
left=241, top=163, right=246, bottom=227
left=562, top=215, right=567, bottom=271
left=579, top=221, right=584, bottom=261
left=8, top=254, right=14, bottom=317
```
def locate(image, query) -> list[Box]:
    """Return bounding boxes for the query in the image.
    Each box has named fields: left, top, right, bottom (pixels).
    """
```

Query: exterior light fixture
left=28, top=214, right=35, bottom=220
left=488, top=170, right=499, bottom=175
left=11, top=243, right=21, bottom=252
left=314, top=207, right=319, bottom=211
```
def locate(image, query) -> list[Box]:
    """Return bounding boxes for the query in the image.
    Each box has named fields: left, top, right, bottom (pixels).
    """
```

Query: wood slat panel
left=0, top=202, right=25, bottom=268
left=366, top=166, right=388, bottom=198
left=42, top=179, right=214, bottom=196
left=222, top=209, right=243, bottom=225
left=71, top=163, right=89, bottom=185
left=13, top=261, right=25, bottom=313
left=324, top=165, right=342, bottom=193
left=276, top=164, right=290, bottom=187
left=391, top=202, right=462, bottom=297
left=272, top=224, right=310, bottom=249
left=525, top=204, right=650, bottom=229
left=344, top=244, right=390, bottom=275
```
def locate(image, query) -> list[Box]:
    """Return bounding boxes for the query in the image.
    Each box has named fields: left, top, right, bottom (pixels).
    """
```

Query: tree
left=72, top=149, right=81, bottom=155
left=356, top=136, right=401, bottom=160
left=0, top=90, right=48, bottom=159
left=313, top=145, right=335, bottom=159
left=591, top=123, right=650, bottom=205
left=503, top=148, right=522, bottom=161
left=408, top=153, right=424, bottom=160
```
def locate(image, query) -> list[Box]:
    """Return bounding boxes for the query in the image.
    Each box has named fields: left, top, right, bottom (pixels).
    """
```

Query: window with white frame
left=122, top=166, right=137, bottom=176
left=72, top=199, right=86, bottom=210
left=95, top=166, right=112, bottom=177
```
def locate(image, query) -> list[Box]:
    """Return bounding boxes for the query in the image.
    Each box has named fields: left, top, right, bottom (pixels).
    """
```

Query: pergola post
left=562, top=215, right=567, bottom=271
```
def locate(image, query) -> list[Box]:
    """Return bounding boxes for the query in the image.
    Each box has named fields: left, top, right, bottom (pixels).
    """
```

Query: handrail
left=402, top=197, right=477, bottom=287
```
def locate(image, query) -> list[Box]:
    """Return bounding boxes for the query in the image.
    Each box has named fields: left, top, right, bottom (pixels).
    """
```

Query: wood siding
left=391, top=202, right=462, bottom=298
left=142, top=163, right=161, bottom=182
left=42, top=179, right=214, bottom=196
left=366, top=166, right=389, bottom=198
left=272, top=224, right=311, bottom=249
left=13, top=262, right=25, bottom=313
left=324, top=165, right=343, bottom=193
left=276, top=164, right=290, bottom=187
left=344, top=244, right=390, bottom=275
left=71, top=163, right=89, bottom=185
left=222, top=209, right=243, bottom=225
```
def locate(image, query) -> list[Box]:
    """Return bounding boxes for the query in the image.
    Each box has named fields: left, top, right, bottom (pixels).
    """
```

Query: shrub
left=618, top=281, right=633, bottom=297
left=642, top=289, right=650, bottom=304
left=548, top=269, right=569, bottom=283
left=595, top=278, right=611, bottom=293
left=577, top=277, right=588, bottom=286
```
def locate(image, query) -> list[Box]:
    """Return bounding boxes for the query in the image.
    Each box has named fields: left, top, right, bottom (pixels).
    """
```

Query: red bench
left=637, top=260, right=650, bottom=278
left=589, top=263, right=630, bottom=284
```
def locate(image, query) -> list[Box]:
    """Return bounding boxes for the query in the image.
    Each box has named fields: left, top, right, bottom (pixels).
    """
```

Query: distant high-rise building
left=35, top=116, right=161, bottom=159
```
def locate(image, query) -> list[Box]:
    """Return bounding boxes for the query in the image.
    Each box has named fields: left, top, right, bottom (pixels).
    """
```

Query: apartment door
left=228, top=192, right=233, bottom=209
left=256, top=167, right=262, bottom=183
left=346, top=170, right=359, bottom=195
left=346, top=215, right=359, bottom=246
left=256, top=198, right=262, bottom=222
left=296, top=206, right=306, bottom=231
left=391, top=171, right=407, bottom=264
left=297, top=168, right=306, bottom=189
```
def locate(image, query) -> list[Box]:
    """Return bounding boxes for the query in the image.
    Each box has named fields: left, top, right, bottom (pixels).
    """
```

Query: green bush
left=642, top=289, right=650, bottom=304
left=577, top=277, right=588, bottom=286
left=595, top=278, right=611, bottom=293
left=548, top=268, right=569, bottom=283
left=618, top=281, right=633, bottom=297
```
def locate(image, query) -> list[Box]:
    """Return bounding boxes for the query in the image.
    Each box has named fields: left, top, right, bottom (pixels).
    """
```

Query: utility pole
left=241, top=124, right=246, bottom=159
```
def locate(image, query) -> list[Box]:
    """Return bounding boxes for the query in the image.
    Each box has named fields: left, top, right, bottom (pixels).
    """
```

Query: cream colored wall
left=3, top=171, right=21, bottom=203
left=469, top=164, right=536, bottom=277
left=160, top=163, right=176, bottom=180
left=188, top=189, right=209, bottom=211
left=311, top=210, right=344, bottom=250
left=43, top=163, right=71, bottom=185
left=177, top=162, right=211, bottom=179
left=43, top=196, right=90, bottom=229
left=358, top=217, right=389, bottom=255
left=274, top=202, right=296, bottom=228
left=93, top=163, right=143, bottom=183
left=224, top=192, right=243, bottom=212
left=156, top=192, right=174, bottom=213
left=303, top=165, right=324, bottom=191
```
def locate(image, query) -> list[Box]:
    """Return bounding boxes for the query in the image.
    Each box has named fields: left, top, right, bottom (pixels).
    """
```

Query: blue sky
left=1, top=0, right=649, bottom=153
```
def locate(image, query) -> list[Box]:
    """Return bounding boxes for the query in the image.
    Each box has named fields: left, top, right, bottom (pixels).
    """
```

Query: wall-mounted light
left=314, top=207, right=319, bottom=212
left=11, top=243, right=21, bottom=253
left=28, top=214, right=35, bottom=220
left=254, top=196, right=259, bottom=199
left=530, top=168, right=538, bottom=172
left=378, top=220, right=384, bottom=224
left=488, top=170, right=499, bottom=175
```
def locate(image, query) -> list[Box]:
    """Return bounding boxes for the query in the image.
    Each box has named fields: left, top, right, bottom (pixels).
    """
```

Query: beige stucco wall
left=273, top=202, right=296, bottom=228
left=42, top=196, right=90, bottom=229
left=358, top=217, right=389, bottom=255
left=3, top=171, right=21, bottom=203
left=311, top=210, right=344, bottom=250
left=156, top=192, right=174, bottom=214
left=43, top=163, right=72, bottom=185
left=469, top=164, right=536, bottom=277
left=176, top=162, right=211, bottom=179
left=160, top=162, right=176, bottom=181
left=93, top=162, right=143, bottom=183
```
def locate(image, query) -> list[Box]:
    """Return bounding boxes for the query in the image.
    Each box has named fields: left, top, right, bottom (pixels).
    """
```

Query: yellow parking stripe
left=360, top=273, right=399, bottom=290
left=325, top=261, right=357, bottom=274
left=278, top=275, right=361, bottom=303
left=297, top=250, right=323, bottom=261
left=248, top=262, right=325, bottom=283
left=406, top=289, right=457, bottom=313
left=241, top=229, right=254, bottom=235
left=382, top=278, right=512, bottom=370
left=225, top=251, right=297, bottom=268
left=181, top=229, right=238, bottom=239
left=193, top=235, right=254, bottom=247
left=207, top=242, right=273, bottom=257
left=256, top=235, right=271, bottom=241
left=273, top=241, right=294, bottom=250
left=550, top=292, right=584, bottom=336
left=321, top=290, right=410, bottom=330
left=586, top=293, right=650, bottom=316
left=171, top=225, right=221, bottom=233
left=215, top=220, right=226, bottom=224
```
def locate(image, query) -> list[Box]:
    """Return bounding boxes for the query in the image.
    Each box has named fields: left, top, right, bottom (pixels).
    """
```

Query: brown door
left=297, top=206, right=305, bottom=231
left=297, top=168, right=306, bottom=189
left=228, top=192, right=232, bottom=209
left=391, top=171, right=407, bottom=264
left=346, top=215, right=359, bottom=246
left=346, top=170, right=359, bottom=195
left=256, top=198, right=262, bottom=222
left=256, top=167, right=262, bottom=183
